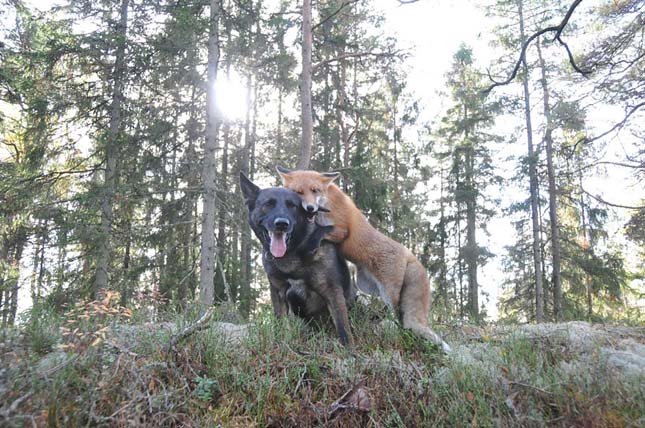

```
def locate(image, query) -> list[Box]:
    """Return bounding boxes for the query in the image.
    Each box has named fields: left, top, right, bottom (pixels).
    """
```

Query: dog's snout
left=305, top=204, right=317, bottom=213
left=274, top=217, right=290, bottom=230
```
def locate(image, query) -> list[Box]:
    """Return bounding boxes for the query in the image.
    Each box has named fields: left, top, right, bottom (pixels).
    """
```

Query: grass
left=0, top=298, right=643, bottom=427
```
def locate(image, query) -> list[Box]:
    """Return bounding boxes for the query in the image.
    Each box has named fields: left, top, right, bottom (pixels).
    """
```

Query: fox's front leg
left=316, top=211, right=348, bottom=243
left=325, top=226, right=348, bottom=243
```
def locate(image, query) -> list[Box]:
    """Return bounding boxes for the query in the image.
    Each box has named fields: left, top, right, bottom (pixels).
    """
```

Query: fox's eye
left=311, top=188, right=318, bottom=194
left=296, top=190, right=304, bottom=195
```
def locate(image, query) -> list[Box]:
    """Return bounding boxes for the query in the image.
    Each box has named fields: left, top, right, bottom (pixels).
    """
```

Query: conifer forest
left=0, top=0, right=644, bottom=425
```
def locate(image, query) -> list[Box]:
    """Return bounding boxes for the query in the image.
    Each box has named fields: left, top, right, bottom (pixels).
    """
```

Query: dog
left=240, top=172, right=356, bottom=345
left=277, top=166, right=451, bottom=353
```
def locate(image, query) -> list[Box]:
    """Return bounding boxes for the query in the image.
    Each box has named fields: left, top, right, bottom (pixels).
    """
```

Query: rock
left=602, top=339, right=645, bottom=376
left=37, top=350, right=71, bottom=373
left=212, top=322, right=248, bottom=344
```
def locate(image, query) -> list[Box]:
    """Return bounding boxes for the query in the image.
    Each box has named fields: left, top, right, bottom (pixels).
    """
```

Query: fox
left=277, top=166, right=451, bottom=353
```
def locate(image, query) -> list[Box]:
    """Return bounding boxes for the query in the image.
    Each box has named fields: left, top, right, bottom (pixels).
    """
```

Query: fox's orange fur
left=279, top=168, right=451, bottom=352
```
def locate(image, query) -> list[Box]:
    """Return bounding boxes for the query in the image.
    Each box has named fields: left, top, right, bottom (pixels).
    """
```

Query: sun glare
left=214, top=70, right=249, bottom=122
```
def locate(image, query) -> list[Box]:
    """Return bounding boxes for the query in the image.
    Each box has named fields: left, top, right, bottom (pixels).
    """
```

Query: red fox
left=277, top=166, right=451, bottom=353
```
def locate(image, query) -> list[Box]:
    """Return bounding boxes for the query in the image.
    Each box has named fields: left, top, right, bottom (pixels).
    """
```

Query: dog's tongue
left=269, top=232, right=287, bottom=258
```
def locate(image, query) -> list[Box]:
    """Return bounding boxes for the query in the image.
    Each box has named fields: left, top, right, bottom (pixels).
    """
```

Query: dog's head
left=240, top=173, right=308, bottom=258
left=276, top=165, right=340, bottom=217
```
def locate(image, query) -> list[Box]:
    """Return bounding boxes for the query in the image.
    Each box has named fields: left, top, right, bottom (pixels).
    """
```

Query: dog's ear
left=276, top=165, right=292, bottom=184
left=320, top=171, right=341, bottom=186
left=240, top=172, right=260, bottom=207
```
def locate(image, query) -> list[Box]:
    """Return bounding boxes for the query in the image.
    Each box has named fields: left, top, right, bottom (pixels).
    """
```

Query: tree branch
left=313, top=0, right=359, bottom=31
left=556, top=35, right=591, bottom=76
left=551, top=0, right=582, bottom=41
left=484, top=0, right=590, bottom=93
left=312, top=50, right=400, bottom=74
left=18, top=166, right=100, bottom=185
left=581, top=160, right=643, bottom=171
left=569, top=101, right=645, bottom=151
left=582, top=187, right=645, bottom=210
left=485, top=25, right=559, bottom=93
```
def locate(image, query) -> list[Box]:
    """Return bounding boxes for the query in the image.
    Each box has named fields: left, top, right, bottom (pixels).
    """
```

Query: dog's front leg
left=268, top=278, right=289, bottom=318
left=323, top=285, right=354, bottom=347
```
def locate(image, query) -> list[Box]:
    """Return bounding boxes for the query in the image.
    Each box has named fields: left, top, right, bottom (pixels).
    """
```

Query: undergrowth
left=0, top=297, right=642, bottom=427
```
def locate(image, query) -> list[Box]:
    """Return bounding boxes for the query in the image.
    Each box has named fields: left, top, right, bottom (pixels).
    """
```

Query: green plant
left=20, top=301, right=62, bottom=355
left=194, top=376, right=220, bottom=404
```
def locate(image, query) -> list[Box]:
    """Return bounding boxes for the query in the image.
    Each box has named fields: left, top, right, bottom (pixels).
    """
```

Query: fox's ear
left=320, top=171, right=341, bottom=186
left=276, top=165, right=292, bottom=184
left=240, top=172, right=260, bottom=207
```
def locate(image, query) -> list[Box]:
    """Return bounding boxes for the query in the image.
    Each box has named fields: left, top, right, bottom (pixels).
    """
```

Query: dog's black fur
left=240, top=173, right=356, bottom=345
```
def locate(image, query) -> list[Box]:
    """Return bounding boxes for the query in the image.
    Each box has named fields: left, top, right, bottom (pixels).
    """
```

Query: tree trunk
left=392, top=93, right=400, bottom=236
left=95, top=0, right=130, bottom=297
left=277, top=88, right=284, bottom=163
left=7, top=226, right=27, bottom=325
left=578, top=154, right=593, bottom=319
left=518, top=0, right=544, bottom=322
left=456, top=200, right=464, bottom=321
left=180, top=24, right=201, bottom=310
left=239, top=75, right=254, bottom=318
left=464, top=143, right=479, bottom=321
left=460, top=95, right=479, bottom=321
left=55, top=229, right=66, bottom=292
left=298, top=0, right=313, bottom=169
left=339, top=56, right=360, bottom=192
left=36, top=219, right=47, bottom=300
left=438, top=160, right=448, bottom=320
left=251, top=98, right=258, bottom=175
left=199, top=0, right=221, bottom=308
left=334, top=53, right=349, bottom=177
left=31, top=218, right=46, bottom=303
left=215, top=53, right=231, bottom=304
left=121, top=220, right=131, bottom=306
left=536, top=39, right=563, bottom=321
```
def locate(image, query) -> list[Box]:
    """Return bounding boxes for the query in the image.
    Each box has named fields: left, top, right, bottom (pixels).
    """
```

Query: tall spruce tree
left=434, top=45, right=502, bottom=322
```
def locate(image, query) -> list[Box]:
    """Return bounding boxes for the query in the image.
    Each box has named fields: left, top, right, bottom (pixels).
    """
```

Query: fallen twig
left=0, top=392, right=32, bottom=419
left=107, top=339, right=139, bottom=357
left=509, top=381, right=554, bottom=397
left=327, top=381, right=372, bottom=417
left=169, top=307, right=215, bottom=352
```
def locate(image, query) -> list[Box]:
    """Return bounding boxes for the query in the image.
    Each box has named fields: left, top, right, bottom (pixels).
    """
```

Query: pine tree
left=199, top=0, right=221, bottom=308
left=434, top=45, right=502, bottom=322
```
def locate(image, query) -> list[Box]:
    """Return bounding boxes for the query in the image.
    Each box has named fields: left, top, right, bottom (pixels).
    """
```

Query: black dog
left=240, top=173, right=356, bottom=345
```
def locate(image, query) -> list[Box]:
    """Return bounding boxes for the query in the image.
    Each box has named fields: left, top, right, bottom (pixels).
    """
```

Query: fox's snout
left=303, top=203, right=317, bottom=213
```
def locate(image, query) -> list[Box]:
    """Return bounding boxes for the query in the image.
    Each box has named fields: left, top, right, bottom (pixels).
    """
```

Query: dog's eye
left=286, top=200, right=296, bottom=209
left=262, top=199, right=276, bottom=211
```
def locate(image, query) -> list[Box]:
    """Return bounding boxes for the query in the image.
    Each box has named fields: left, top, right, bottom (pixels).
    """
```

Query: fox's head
left=277, top=166, right=340, bottom=216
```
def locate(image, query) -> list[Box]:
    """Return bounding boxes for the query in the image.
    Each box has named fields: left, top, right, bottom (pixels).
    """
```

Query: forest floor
left=1, top=299, right=643, bottom=427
